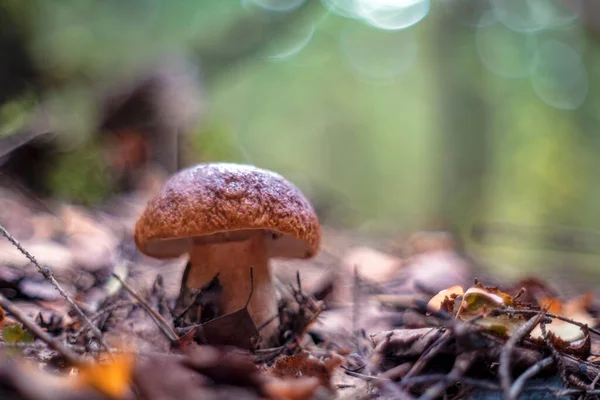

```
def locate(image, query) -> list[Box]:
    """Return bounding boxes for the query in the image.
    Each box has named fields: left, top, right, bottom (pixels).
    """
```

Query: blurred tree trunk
left=433, top=5, right=489, bottom=233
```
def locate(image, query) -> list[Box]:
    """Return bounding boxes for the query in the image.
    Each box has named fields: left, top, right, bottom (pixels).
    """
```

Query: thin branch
left=509, top=357, right=554, bottom=399
left=539, top=321, right=567, bottom=384
left=0, top=223, right=112, bottom=356
left=499, top=312, right=546, bottom=400
left=590, top=368, right=600, bottom=390
left=112, top=273, right=179, bottom=342
left=418, top=352, right=476, bottom=400
left=0, top=294, right=85, bottom=365
left=492, top=308, right=600, bottom=337
left=403, top=329, right=451, bottom=381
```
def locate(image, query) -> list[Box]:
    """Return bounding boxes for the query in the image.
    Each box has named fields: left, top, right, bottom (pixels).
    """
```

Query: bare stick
left=492, top=308, right=600, bottom=336
left=499, top=312, right=545, bottom=400
left=418, top=352, right=476, bottom=400
left=112, top=273, right=179, bottom=342
left=509, top=357, right=553, bottom=399
left=0, top=224, right=112, bottom=356
left=539, top=321, right=567, bottom=384
left=590, top=369, right=600, bottom=390
left=403, top=329, right=450, bottom=381
left=0, top=294, right=85, bottom=365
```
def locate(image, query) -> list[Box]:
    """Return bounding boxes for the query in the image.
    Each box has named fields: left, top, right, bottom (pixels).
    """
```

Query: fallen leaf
left=174, top=269, right=222, bottom=325
left=268, top=351, right=343, bottom=389
left=2, top=324, right=34, bottom=344
left=426, top=285, right=464, bottom=314
left=456, top=286, right=511, bottom=318
left=531, top=293, right=596, bottom=342
left=76, top=353, right=134, bottom=399
left=196, top=307, right=259, bottom=350
left=454, top=285, right=527, bottom=337
left=263, top=376, right=321, bottom=400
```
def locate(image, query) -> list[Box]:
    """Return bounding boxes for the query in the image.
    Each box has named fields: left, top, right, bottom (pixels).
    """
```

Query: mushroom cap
left=134, top=163, right=321, bottom=259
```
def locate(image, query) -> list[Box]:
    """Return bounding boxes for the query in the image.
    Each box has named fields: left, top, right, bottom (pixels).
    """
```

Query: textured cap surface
left=134, top=163, right=321, bottom=259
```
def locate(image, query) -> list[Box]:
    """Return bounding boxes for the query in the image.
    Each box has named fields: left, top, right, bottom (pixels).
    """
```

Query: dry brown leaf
left=268, top=351, right=343, bottom=389
left=263, top=377, right=321, bottom=400
left=531, top=293, right=596, bottom=342
left=426, top=285, right=464, bottom=314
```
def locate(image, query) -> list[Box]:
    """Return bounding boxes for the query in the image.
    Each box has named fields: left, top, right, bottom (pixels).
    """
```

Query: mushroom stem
left=185, top=231, right=279, bottom=341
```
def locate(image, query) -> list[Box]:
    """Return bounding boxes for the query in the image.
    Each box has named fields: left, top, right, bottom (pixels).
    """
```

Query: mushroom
left=134, top=163, right=321, bottom=342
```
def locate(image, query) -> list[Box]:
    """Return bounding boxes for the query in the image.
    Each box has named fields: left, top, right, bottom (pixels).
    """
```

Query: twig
left=589, top=368, right=600, bottom=390
left=539, top=320, right=567, bottom=384
left=0, top=224, right=112, bottom=356
left=112, top=273, right=179, bottom=342
left=0, top=294, right=84, bottom=365
left=560, top=354, right=600, bottom=382
left=403, top=329, right=451, bottom=381
left=342, top=368, right=391, bottom=383
left=352, top=265, right=360, bottom=351
left=418, top=352, right=476, bottom=400
left=89, top=300, right=133, bottom=322
left=499, top=312, right=545, bottom=400
left=509, top=357, right=554, bottom=399
left=492, top=308, right=600, bottom=337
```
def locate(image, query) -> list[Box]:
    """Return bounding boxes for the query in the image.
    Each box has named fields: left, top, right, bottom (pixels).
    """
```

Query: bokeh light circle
left=357, top=0, right=430, bottom=30
left=340, top=23, right=418, bottom=81
left=492, top=0, right=579, bottom=33
left=475, top=16, right=537, bottom=78
left=247, top=0, right=307, bottom=12
left=530, top=40, right=588, bottom=110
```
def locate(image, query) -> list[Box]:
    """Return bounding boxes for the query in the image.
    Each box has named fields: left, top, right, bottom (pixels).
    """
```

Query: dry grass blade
left=112, top=273, right=179, bottom=342
left=0, top=223, right=113, bottom=357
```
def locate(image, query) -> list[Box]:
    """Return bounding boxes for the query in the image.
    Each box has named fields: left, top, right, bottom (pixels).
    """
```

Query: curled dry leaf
left=530, top=293, right=596, bottom=342
left=426, top=285, right=464, bottom=314
left=453, top=284, right=527, bottom=337
left=456, top=287, right=508, bottom=317
left=545, top=327, right=591, bottom=359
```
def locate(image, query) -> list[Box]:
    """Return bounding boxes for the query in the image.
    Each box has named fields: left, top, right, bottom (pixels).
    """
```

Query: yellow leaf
left=76, top=354, right=134, bottom=399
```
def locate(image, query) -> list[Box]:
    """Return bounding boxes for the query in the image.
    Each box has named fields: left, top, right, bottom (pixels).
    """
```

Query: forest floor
left=0, top=179, right=599, bottom=400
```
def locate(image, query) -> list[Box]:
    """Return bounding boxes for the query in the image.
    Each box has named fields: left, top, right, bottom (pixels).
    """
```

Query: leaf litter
left=1, top=186, right=600, bottom=398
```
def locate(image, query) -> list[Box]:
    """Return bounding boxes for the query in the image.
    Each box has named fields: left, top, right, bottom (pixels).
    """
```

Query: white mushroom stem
left=186, top=231, right=279, bottom=341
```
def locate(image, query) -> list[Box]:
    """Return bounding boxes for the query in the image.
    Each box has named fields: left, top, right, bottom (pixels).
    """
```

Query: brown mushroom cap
left=134, top=163, right=321, bottom=259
